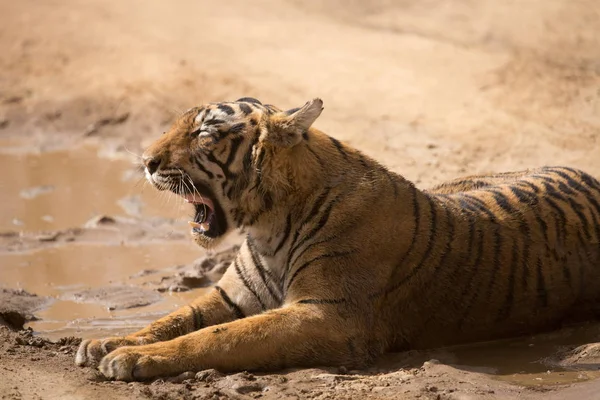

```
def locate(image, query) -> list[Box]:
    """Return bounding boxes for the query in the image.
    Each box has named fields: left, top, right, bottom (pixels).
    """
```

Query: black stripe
left=574, top=230, right=590, bottom=297
left=273, top=214, right=292, bottom=255
left=507, top=186, right=534, bottom=291
left=544, top=168, right=583, bottom=188
left=252, top=148, right=267, bottom=190
left=247, top=237, right=282, bottom=303
left=459, top=196, right=484, bottom=214
left=457, top=221, right=486, bottom=329
left=241, top=144, right=253, bottom=176
left=218, top=104, right=235, bottom=115
left=460, top=194, right=498, bottom=220
left=264, top=104, right=277, bottom=114
left=287, top=192, right=342, bottom=272
left=329, top=136, right=348, bottom=159
left=245, top=208, right=267, bottom=227
left=224, top=135, right=245, bottom=171
left=550, top=174, right=597, bottom=241
left=216, top=144, right=229, bottom=158
left=540, top=189, right=576, bottom=284
left=577, top=172, right=600, bottom=241
left=518, top=180, right=540, bottom=194
left=284, top=188, right=333, bottom=271
left=579, top=170, right=600, bottom=194
left=565, top=196, right=593, bottom=241
left=536, top=257, right=548, bottom=307
left=298, top=298, right=346, bottom=304
left=543, top=194, right=568, bottom=250
left=205, top=152, right=227, bottom=175
left=286, top=250, right=356, bottom=291
left=389, top=184, right=420, bottom=275
left=555, top=180, right=577, bottom=197
left=228, top=122, right=246, bottom=135
left=234, top=258, right=267, bottom=311
left=432, top=207, right=454, bottom=273
left=193, top=154, right=215, bottom=179
left=206, top=136, right=245, bottom=179
left=225, top=183, right=235, bottom=200
left=236, top=97, right=262, bottom=105
left=509, top=186, right=537, bottom=205
left=555, top=170, right=600, bottom=239
left=238, top=103, right=252, bottom=115
left=385, top=195, right=437, bottom=294
left=189, top=305, right=204, bottom=331
left=420, top=207, right=456, bottom=296
left=290, top=210, right=364, bottom=269
left=490, top=190, right=517, bottom=214
left=231, top=207, right=243, bottom=227
left=367, top=185, right=419, bottom=300
left=204, top=118, right=225, bottom=126
left=484, top=225, right=504, bottom=304
left=289, top=234, right=338, bottom=270
left=463, top=217, right=478, bottom=268
left=214, top=285, right=245, bottom=319
left=531, top=174, right=559, bottom=186
left=356, top=153, right=369, bottom=169
left=497, top=239, right=520, bottom=321
left=382, top=168, right=399, bottom=199
left=542, top=181, right=569, bottom=203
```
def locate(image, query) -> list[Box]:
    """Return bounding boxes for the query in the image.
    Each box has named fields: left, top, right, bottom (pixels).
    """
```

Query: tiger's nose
left=144, top=156, right=161, bottom=175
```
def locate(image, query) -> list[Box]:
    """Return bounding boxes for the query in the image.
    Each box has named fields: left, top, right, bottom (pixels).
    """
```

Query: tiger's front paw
left=75, top=336, right=148, bottom=368
left=98, top=345, right=174, bottom=381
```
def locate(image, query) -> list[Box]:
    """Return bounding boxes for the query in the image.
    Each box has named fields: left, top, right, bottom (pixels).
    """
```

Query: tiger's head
left=142, top=97, right=324, bottom=248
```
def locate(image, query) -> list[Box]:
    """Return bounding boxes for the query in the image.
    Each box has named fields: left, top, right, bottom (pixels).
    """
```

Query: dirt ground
left=1, top=0, right=600, bottom=399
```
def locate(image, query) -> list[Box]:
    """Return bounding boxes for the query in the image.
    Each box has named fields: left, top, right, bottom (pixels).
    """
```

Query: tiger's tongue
left=182, top=194, right=214, bottom=210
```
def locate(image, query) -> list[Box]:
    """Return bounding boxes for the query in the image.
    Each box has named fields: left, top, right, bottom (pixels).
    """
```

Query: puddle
left=378, top=323, right=600, bottom=387
left=0, top=242, right=208, bottom=340
left=0, top=144, right=192, bottom=231
left=448, top=324, right=600, bottom=386
left=0, top=141, right=219, bottom=339
left=1, top=242, right=202, bottom=297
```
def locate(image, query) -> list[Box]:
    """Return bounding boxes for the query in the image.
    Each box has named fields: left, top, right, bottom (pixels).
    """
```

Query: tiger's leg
left=98, top=304, right=363, bottom=381
left=76, top=283, right=250, bottom=367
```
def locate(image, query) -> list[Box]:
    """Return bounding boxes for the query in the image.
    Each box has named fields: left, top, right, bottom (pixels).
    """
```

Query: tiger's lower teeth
left=188, top=221, right=209, bottom=232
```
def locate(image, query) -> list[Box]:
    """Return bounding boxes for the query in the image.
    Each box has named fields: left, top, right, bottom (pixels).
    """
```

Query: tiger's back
left=391, top=166, right=600, bottom=348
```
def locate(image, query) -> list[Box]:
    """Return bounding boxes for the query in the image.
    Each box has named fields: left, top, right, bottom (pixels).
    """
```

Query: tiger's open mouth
left=177, top=189, right=228, bottom=239
left=182, top=194, right=214, bottom=232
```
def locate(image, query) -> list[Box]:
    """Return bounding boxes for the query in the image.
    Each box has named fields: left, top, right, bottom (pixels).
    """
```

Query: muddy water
left=0, top=141, right=211, bottom=339
left=449, top=324, right=600, bottom=386
left=1, top=242, right=207, bottom=339
left=0, top=144, right=191, bottom=231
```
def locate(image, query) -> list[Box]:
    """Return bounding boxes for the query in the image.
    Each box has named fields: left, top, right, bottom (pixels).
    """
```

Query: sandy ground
left=1, top=0, right=600, bottom=399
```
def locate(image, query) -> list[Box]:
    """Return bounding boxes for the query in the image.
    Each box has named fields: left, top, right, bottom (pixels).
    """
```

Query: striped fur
left=76, top=98, right=600, bottom=381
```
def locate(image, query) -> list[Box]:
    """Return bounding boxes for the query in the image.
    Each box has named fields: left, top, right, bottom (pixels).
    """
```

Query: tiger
left=75, top=97, right=600, bottom=381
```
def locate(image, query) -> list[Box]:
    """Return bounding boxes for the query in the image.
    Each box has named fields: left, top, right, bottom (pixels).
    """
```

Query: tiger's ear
left=265, top=98, right=323, bottom=147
